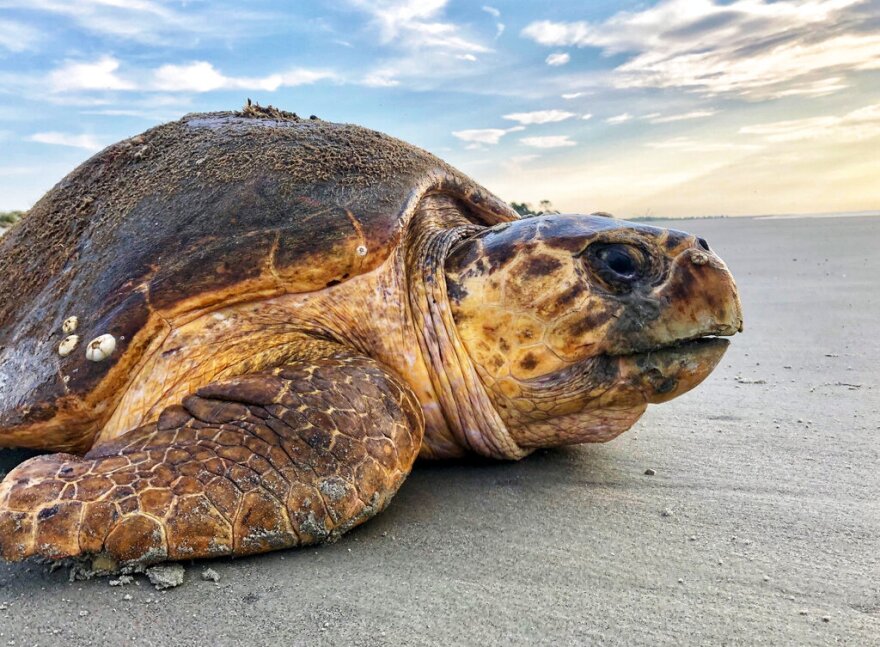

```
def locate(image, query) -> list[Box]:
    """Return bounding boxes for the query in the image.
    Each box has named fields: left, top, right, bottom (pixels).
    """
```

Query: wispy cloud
left=45, top=56, right=336, bottom=94
left=482, top=5, right=504, bottom=38
left=28, top=131, right=103, bottom=151
left=545, top=52, right=570, bottom=66
left=606, top=113, right=633, bottom=125
left=452, top=126, right=524, bottom=146
left=348, top=0, right=494, bottom=89
left=152, top=62, right=280, bottom=92
left=648, top=109, right=717, bottom=123
left=521, top=135, right=576, bottom=148
left=739, top=103, right=880, bottom=142
left=360, top=71, right=400, bottom=87
left=0, top=19, right=42, bottom=51
left=350, top=0, right=488, bottom=52
left=561, top=92, right=585, bottom=100
left=521, top=0, right=879, bottom=97
left=758, top=77, right=851, bottom=99
left=503, top=109, right=575, bottom=125
left=0, top=0, right=281, bottom=46
left=645, top=137, right=762, bottom=153
left=49, top=56, right=134, bottom=92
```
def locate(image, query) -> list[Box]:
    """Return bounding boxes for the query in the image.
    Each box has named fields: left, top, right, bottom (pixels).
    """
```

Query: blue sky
left=0, top=0, right=878, bottom=217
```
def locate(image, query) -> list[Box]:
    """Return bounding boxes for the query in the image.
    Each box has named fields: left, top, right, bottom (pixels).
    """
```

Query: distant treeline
left=511, top=201, right=620, bottom=219
left=629, top=215, right=730, bottom=222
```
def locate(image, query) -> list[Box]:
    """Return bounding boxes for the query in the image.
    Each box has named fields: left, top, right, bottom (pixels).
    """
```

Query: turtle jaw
left=613, top=336, right=730, bottom=405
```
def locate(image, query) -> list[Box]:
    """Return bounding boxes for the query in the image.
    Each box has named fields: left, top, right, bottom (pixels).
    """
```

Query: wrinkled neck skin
left=401, top=199, right=530, bottom=460
left=222, top=194, right=529, bottom=460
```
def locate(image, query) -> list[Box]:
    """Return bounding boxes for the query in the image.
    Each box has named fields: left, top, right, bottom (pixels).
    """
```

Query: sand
left=1, top=215, right=878, bottom=646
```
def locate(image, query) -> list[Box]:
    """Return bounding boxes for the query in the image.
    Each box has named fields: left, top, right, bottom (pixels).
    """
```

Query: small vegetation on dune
left=0, top=211, right=23, bottom=226
left=510, top=202, right=618, bottom=219
left=510, top=200, right=560, bottom=217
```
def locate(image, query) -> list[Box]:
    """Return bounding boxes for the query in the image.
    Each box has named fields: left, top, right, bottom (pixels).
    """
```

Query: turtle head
left=444, top=214, right=743, bottom=449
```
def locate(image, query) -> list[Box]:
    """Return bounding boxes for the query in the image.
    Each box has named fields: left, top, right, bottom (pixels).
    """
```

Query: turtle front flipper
left=0, top=354, right=423, bottom=565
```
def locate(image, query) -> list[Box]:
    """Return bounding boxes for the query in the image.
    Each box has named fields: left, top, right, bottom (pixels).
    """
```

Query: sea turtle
left=0, top=105, right=742, bottom=567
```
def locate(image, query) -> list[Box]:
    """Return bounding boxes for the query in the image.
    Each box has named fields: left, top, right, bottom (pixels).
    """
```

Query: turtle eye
left=585, top=243, right=646, bottom=291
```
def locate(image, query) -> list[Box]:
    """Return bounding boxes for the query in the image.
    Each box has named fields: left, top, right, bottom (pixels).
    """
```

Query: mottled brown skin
left=0, top=109, right=742, bottom=567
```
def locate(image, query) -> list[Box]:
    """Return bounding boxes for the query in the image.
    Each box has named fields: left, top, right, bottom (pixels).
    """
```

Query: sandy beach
left=1, top=215, right=878, bottom=646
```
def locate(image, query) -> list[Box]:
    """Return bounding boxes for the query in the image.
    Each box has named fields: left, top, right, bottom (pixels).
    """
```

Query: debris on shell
left=62, top=316, right=78, bottom=333
left=146, top=563, right=185, bottom=590
left=109, top=575, right=134, bottom=587
left=201, top=568, right=221, bottom=583
left=58, top=335, right=80, bottom=357
left=356, top=244, right=368, bottom=256
left=85, top=334, right=116, bottom=362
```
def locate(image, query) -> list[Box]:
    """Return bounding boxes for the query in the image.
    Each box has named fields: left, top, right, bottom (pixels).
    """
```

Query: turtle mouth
left=612, top=335, right=730, bottom=404
left=607, top=333, right=731, bottom=359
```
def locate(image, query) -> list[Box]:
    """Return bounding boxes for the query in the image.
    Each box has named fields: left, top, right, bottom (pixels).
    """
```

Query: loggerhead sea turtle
left=0, top=105, right=742, bottom=567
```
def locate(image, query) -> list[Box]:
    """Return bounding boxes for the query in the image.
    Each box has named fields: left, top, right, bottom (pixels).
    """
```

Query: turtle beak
left=640, top=246, right=743, bottom=345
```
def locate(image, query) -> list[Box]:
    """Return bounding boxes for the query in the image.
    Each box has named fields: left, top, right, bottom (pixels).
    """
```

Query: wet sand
left=1, top=215, right=878, bottom=645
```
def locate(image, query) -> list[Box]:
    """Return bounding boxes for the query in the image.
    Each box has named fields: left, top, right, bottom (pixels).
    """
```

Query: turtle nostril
left=697, top=237, right=710, bottom=252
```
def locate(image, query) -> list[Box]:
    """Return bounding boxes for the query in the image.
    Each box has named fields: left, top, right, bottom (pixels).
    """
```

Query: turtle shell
left=0, top=107, right=517, bottom=450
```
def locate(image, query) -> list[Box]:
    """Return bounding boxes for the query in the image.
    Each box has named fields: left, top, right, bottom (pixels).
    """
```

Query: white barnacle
left=62, top=316, right=78, bottom=334
left=58, top=335, right=80, bottom=357
left=356, top=244, right=368, bottom=257
left=85, top=334, right=117, bottom=362
left=691, top=251, right=709, bottom=266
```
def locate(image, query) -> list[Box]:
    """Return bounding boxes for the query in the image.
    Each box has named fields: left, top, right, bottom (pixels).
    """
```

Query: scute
left=0, top=108, right=517, bottom=450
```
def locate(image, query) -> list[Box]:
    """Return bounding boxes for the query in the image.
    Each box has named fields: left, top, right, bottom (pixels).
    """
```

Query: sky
left=0, top=0, right=878, bottom=218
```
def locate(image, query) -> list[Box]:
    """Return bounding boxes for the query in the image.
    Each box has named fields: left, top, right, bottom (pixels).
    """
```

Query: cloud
left=45, top=57, right=336, bottom=94
left=521, top=0, right=879, bottom=97
left=521, top=135, right=576, bottom=149
left=649, top=109, right=717, bottom=123
left=503, top=110, right=575, bottom=125
left=606, top=113, right=633, bottom=125
left=645, top=137, right=763, bottom=152
left=28, top=131, right=103, bottom=151
left=48, top=56, right=134, bottom=92
left=361, top=71, right=400, bottom=87
left=759, top=77, right=850, bottom=99
left=481, top=5, right=504, bottom=38
left=0, top=19, right=42, bottom=52
left=545, top=52, right=570, bottom=66
left=739, top=103, right=880, bottom=142
left=347, top=0, right=497, bottom=90
left=581, top=113, right=593, bottom=120
left=0, top=0, right=281, bottom=46
left=152, top=62, right=279, bottom=92
left=452, top=126, right=523, bottom=145
left=562, top=92, right=585, bottom=99
left=350, top=0, right=489, bottom=53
